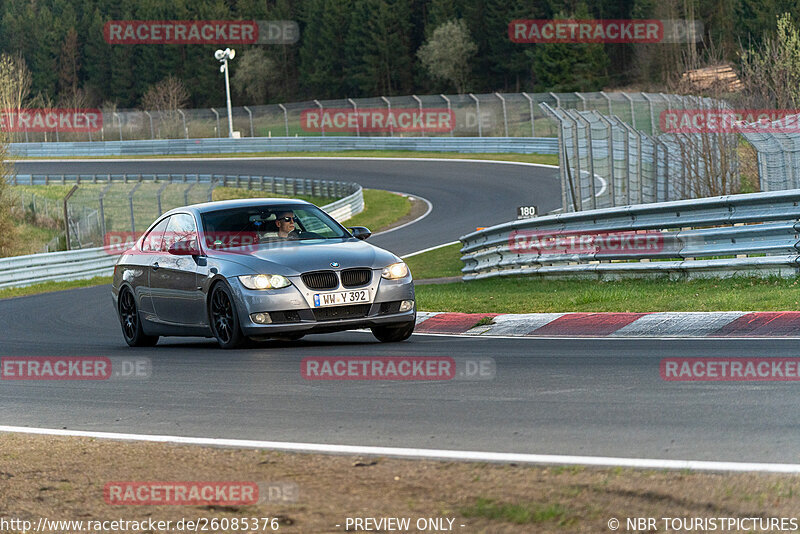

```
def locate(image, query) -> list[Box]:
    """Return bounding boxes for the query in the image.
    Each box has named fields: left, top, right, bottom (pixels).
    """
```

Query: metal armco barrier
left=0, top=183, right=363, bottom=289
left=460, top=190, right=800, bottom=281
left=9, top=136, right=558, bottom=157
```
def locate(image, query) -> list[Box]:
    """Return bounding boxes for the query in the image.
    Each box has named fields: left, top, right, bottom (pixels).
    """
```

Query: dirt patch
left=1, top=434, right=800, bottom=533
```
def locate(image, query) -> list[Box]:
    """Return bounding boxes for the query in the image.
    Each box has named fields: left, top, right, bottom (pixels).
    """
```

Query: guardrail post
left=278, top=104, right=289, bottom=136
left=177, top=109, right=188, bottom=139
left=412, top=95, right=424, bottom=136
left=469, top=93, right=481, bottom=137
left=381, top=96, right=393, bottom=137
left=314, top=100, right=325, bottom=137
left=495, top=92, right=508, bottom=137
left=211, top=108, right=220, bottom=138
left=243, top=106, right=254, bottom=137
left=440, top=94, right=453, bottom=137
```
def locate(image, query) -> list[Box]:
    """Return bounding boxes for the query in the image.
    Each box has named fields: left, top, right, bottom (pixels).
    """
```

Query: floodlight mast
left=215, top=48, right=236, bottom=138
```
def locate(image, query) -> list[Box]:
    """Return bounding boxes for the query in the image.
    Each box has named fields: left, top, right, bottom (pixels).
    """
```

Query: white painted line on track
left=372, top=192, right=433, bottom=237
left=16, top=156, right=559, bottom=169
left=0, top=425, right=797, bottom=473
left=402, top=241, right=459, bottom=258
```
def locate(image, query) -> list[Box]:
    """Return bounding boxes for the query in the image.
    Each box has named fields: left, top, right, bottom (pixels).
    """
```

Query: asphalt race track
left=2, top=285, right=800, bottom=464
left=14, top=158, right=562, bottom=255
left=6, top=158, right=800, bottom=465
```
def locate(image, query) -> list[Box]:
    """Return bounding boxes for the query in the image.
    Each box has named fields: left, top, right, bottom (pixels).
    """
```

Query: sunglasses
left=279, top=216, right=296, bottom=222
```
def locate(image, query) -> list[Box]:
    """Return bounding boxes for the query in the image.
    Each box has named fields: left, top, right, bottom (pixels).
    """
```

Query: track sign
left=517, top=206, right=538, bottom=219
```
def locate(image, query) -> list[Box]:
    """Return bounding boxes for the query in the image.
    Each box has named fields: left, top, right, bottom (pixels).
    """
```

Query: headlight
left=238, top=274, right=291, bottom=290
left=381, top=262, right=409, bottom=280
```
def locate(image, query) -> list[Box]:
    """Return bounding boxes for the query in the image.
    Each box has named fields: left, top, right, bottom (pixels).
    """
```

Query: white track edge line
left=0, top=425, right=797, bottom=473
left=402, top=241, right=459, bottom=258
left=372, top=192, right=433, bottom=237
left=16, top=157, right=559, bottom=168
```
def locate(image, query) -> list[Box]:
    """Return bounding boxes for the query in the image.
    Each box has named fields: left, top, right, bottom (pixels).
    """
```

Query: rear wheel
left=209, top=283, right=248, bottom=349
left=371, top=321, right=415, bottom=343
left=118, top=288, right=159, bottom=347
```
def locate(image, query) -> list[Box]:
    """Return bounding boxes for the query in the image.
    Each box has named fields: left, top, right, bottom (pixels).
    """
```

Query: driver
left=275, top=210, right=300, bottom=239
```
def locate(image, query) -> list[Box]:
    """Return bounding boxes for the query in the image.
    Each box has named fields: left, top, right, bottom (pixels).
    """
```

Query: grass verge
left=345, top=189, right=412, bottom=232
left=0, top=276, right=111, bottom=300
left=406, top=243, right=462, bottom=279
left=3, top=433, right=800, bottom=534
left=415, top=276, right=800, bottom=313
left=17, top=150, right=559, bottom=166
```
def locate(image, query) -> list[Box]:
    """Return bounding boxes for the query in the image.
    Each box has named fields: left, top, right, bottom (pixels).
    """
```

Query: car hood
left=210, top=238, right=400, bottom=276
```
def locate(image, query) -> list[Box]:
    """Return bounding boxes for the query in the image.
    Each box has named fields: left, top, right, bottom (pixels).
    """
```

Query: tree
left=141, top=76, right=190, bottom=138
left=232, top=49, right=280, bottom=104
left=417, top=19, right=477, bottom=93
left=0, top=53, right=27, bottom=254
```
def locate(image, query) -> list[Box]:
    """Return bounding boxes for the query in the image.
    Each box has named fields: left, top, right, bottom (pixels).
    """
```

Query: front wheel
left=371, top=322, right=415, bottom=343
left=118, top=288, right=159, bottom=347
left=209, top=283, right=248, bottom=349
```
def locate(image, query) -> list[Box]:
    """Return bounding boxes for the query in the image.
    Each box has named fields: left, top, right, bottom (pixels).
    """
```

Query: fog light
left=251, top=312, right=272, bottom=324
left=399, top=300, right=415, bottom=312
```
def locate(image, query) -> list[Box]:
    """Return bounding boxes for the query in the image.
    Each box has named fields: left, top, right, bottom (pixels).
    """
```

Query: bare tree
left=0, top=53, right=27, bottom=254
left=417, top=19, right=477, bottom=93
left=141, top=76, right=190, bottom=138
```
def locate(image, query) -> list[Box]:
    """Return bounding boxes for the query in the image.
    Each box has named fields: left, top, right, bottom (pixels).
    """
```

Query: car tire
left=118, top=287, right=159, bottom=347
left=371, top=321, right=415, bottom=343
left=209, top=282, right=248, bottom=349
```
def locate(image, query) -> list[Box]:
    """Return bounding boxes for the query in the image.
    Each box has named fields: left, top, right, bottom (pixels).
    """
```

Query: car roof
left=163, top=198, right=314, bottom=216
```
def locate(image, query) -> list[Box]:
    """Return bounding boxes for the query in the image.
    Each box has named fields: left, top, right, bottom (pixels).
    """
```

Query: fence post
left=348, top=98, right=359, bottom=137
left=592, top=111, right=616, bottom=207
left=641, top=93, right=656, bottom=135
left=98, top=182, right=113, bottom=239
left=568, top=110, right=596, bottom=209
left=549, top=92, right=561, bottom=109
left=495, top=92, right=508, bottom=137
left=469, top=94, right=481, bottom=137
left=412, top=95, right=424, bottom=136
left=211, top=108, right=220, bottom=138
left=440, top=94, right=453, bottom=137
left=314, top=100, right=324, bottom=137
left=278, top=104, right=289, bottom=136
left=177, top=109, right=188, bottom=139
left=128, top=182, right=142, bottom=234
left=610, top=116, right=632, bottom=205
left=381, top=96, right=393, bottom=137
left=575, top=92, right=587, bottom=111
left=622, top=93, right=636, bottom=129
left=242, top=106, right=254, bottom=137
left=600, top=91, right=612, bottom=115
left=183, top=182, right=196, bottom=206
left=207, top=178, right=218, bottom=201
left=114, top=112, right=123, bottom=141
left=63, top=185, right=79, bottom=250
left=144, top=110, right=154, bottom=139
left=157, top=182, right=169, bottom=216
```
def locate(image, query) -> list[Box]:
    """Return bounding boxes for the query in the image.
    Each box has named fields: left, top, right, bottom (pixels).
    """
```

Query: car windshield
left=199, top=203, right=349, bottom=248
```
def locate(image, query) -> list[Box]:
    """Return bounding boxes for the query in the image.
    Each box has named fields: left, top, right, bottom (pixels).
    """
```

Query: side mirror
left=349, top=226, right=371, bottom=240
left=168, top=239, right=200, bottom=256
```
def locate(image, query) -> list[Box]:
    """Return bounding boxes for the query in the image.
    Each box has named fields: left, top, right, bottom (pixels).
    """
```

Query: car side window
left=163, top=213, right=198, bottom=252
left=141, top=217, right=170, bottom=253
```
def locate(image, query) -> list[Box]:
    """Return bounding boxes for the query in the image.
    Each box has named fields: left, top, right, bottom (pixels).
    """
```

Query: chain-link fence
left=8, top=92, right=687, bottom=143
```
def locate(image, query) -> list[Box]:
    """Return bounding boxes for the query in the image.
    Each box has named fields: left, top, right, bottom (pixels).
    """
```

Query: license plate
left=314, top=289, right=370, bottom=307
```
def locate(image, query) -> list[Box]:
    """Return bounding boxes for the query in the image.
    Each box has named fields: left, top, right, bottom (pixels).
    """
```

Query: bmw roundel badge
left=330, top=262, right=340, bottom=267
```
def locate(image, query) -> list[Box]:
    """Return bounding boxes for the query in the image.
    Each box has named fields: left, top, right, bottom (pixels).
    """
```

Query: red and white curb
left=414, top=311, right=800, bottom=337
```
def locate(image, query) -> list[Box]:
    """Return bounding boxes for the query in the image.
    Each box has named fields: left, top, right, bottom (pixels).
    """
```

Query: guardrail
left=9, top=136, right=558, bottom=157
left=0, top=180, right=363, bottom=289
left=460, top=190, right=800, bottom=280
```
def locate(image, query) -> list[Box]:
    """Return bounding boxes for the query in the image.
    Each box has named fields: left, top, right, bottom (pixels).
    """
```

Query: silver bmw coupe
left=111, top=199, right=416, bottom=348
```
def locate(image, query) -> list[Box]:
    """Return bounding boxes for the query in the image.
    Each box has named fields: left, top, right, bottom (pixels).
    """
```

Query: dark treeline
left=0, top=0, right=795, bottom=108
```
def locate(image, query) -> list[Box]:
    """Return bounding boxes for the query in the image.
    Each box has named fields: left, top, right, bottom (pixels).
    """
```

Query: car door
left=135, top=216, right=171, bottom=318
left=150, top=213, right=206, bottom=325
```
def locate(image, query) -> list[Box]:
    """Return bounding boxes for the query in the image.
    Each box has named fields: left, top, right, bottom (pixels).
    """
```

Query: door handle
left=152, top=262, right=160, bottom=270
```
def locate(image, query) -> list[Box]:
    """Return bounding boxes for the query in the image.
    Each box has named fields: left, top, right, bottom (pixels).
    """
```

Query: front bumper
left=228, top=275, right=416, bottom=336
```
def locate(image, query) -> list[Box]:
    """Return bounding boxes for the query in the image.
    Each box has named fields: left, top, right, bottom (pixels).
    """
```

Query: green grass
left=345, top=189, right=411, bottom=232
left=0, top=276, right=111, bottom=300
left=460, top=498, right=572, bottom=525
left=415, top=276, right=800, bottom=313
left=405, top=243, right=462, bottom=279
left=17, top=150, right=560, bottom=166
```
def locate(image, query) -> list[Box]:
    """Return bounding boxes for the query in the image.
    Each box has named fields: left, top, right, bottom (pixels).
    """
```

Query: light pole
left=214, top=48, right=236, bottom=138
